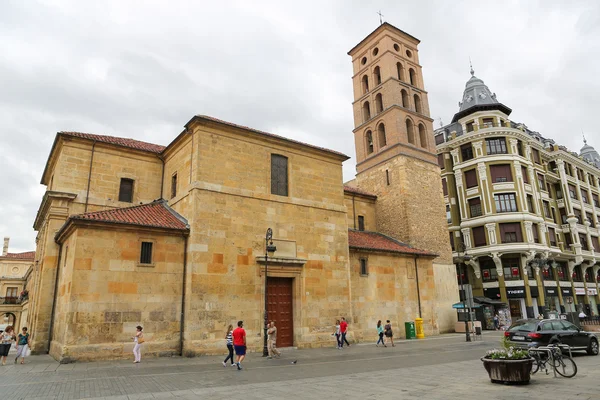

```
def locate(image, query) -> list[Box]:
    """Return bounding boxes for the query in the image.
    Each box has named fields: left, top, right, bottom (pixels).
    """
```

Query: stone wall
left=344, top=194, right=377, bottom=231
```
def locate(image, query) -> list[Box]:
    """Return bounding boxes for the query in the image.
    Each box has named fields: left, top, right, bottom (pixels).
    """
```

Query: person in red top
left=340, top=317, right=350, bottom=347
left=232, top=320, right=246, bottom=370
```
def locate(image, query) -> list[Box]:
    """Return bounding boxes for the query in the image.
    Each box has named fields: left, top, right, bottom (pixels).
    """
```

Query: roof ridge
left=60, top=131, right=166, bottom=154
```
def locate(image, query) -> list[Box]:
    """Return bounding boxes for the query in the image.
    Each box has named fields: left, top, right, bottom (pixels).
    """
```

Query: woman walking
left=15, top=327, right=30, bottom=364
left=132, top=326, right=144, bottom=363
left=0, top=326, right=15, bottom=365
left=333, top=320, right=342, bottom=349
left=376, top=320, right=386, bottom=347
left=223, top=324, right=235, bottom=367
left=384, top=320, right=395, bottom=347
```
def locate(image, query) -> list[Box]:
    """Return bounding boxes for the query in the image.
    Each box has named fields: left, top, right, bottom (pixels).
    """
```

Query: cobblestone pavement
left=0, top=332, right=599, bottom=399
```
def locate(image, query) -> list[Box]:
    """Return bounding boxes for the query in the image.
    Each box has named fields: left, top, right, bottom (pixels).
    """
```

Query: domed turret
left=580, top=135, right=600, bottom=168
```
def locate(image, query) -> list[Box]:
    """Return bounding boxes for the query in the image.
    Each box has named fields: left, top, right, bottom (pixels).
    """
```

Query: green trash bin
left=405, top=321, right=416, bottom=339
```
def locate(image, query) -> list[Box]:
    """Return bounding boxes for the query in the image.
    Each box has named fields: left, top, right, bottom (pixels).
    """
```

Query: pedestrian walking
left=132, top=325, right=144, bottom=363
left=14, top=327, right=30, bottom=364
left=0, top=326, right=15, bottom=366
left=340, top=317, right=350, bottom=347
left=232, top=320, right=246, bottom=370
left=267, top=321, right=281, bottom=359
left=223, top=324, right=235, bottom=367
left=493, top=313, right=500, bottom=330
left=376, top=320, right=386, bottom=347
left=333, top=320, right=341, bottom=349
left=384, top=320, right=395, bottom=347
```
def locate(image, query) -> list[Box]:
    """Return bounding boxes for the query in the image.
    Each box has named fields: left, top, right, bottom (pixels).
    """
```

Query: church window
left=418, top=124, right=427, bottom=149
left=375, top=93, right=383, bottom=114
left=409, top=68, right=417, bottom=86
left=377, top=123, right=386, bottom=147
left=401, top=90, right=409, bottom=108
left=361, top=57, right=367, bottom=65
left=393, top=43, right=400, bottom=52
left=358, top=216, right=365, bottom=231
left=406, top=119, right=415, bottom=145
left=363, top=101, right=371, bottom=123
left=372, top=47, right=379, bottom=56
left=360, top=258, right=368, bottom=276
left=374, top=66, right=381, bottom=85
left=362, top=75, right=369, bottom=94
left=271, top=154, right=288, bottom=197
left=118, top=178, right=134, bottom=203
left=396, top=62, right=404, bottom=81
left=414, top=94, right=422, bottom=113
left=171, top=173, right=178, bottom=199
left=366, top=131, right=374, bottom=154
left=406, top=49, right=412, bottom=58
left=140, top=242, right=153, bottom=265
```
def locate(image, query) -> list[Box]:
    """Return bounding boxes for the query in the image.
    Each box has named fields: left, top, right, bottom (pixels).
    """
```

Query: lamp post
left=263, top=228, right=277, bottom=357
left=454, top=242, right=471, bottom=342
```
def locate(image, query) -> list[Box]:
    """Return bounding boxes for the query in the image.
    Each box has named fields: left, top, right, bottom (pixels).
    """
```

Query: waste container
left=405, top=321, right=416, bottom=339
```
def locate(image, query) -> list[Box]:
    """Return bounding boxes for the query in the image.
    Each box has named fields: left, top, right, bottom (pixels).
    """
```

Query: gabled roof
left=348, top=229, right=437, bottom=257
left=0, top=251, right=35, bottom=261
left=60, top=132, right=166, bottom=154
left=55, top=200, right=189, bottom=242
left=185, top=115, right=349, bottom=160
left=344, top=185, right=377, bottom=199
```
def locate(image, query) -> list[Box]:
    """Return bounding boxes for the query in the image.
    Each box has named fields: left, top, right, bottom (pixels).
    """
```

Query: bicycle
left=529, top=343, right=577, bottom=378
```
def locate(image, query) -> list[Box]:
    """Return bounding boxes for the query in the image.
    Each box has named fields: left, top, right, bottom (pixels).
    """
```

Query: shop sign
left=483, top=288, right=501, bottom=299
left=545, top=287, right=558, bottom=296
left=575, top=288, right=586, bottom=295
left=561, top=287, right=573, bottom=296
left=506, top=287, right=526, bottom=298
left=587, top=288, right=598, bottom=296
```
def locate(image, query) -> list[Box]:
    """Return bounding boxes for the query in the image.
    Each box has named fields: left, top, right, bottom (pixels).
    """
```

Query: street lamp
left=453, top=242, right=472, bottom=342
left=263, top=228, right=277, bottom=357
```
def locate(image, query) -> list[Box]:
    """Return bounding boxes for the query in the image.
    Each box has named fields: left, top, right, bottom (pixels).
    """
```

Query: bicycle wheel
left=554, top=356, right=577, bottom=378
left=531, top=359, right=540, bottom=374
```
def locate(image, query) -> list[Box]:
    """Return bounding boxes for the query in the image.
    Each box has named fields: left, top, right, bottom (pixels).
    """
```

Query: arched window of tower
left=409, top=68, right=417, bottom=87
left=375, top=93, right=383, bottom=114
left=366, top=130, right=374, bottom=154
left=362, top=101, right=371, bottom=123
left=396, top=62, right=405, bottom=81
left=406, top=119, right=415, bottom=145
left=401, top=89, right=409, bottom=108
left=418, top=124, right=427, bottom=149
left=362, top=75, right=369, bottom=94
left=414, top=94, right=422, bottom=114
left=378, top=123, right=387, bottom=147
left=374, top=66, right=382, bottom=86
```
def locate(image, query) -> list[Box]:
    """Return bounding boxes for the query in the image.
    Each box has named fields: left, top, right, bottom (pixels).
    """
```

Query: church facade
left=26, top=23, right=457, bottom=362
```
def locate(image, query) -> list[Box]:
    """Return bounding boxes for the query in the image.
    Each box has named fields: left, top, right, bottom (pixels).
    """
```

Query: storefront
left=575, top=288, right=589, bottom=315
left=587, top=288, right=599, bottom=316
left=561, top=287, right=576, bottom=313
left=544, top=286, right=561, bottom=313
left=506, top=287, right=528, bottom=319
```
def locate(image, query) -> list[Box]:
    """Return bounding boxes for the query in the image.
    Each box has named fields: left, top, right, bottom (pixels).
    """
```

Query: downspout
left=159, top=155, right=165, bottom=199
left=414, top=255, right=422, bottom=318
left=84, top=141, right=97, bottom=213
left=189, top=128, right=193, bottom=184
left=352, top=194, right=357, bottom=230
left=47, top=242, right=63, bottom=353
left=180, top=234, right=188, bottom=356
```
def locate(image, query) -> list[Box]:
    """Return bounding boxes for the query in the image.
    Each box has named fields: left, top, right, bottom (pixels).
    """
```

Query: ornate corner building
left=436, top=68, right=600, bottom=320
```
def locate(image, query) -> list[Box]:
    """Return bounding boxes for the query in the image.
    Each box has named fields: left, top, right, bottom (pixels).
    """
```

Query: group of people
left=333, top=317, right=351, bottom=349
left=375, top=320, right=395, bottom=347
left=222, top=320, right=282, bottom=370
left=0, top=326, right=30, bottom=365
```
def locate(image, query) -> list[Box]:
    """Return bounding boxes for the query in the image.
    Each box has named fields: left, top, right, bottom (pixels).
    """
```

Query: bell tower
left=348, top=23, right=452, bottom=266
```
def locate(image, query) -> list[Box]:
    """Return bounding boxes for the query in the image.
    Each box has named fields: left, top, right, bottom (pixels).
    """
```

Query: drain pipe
left=414, top=255, right=422, bottom=318
left=180, top=235, right=188, bottom=356
left=47, top=243, right=64, bottom=353
left=84, top=141, right=97, bottom=213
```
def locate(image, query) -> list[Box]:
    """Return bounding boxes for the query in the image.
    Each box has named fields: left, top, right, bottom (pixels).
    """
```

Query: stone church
left=26, top=23, right=457, bottom=361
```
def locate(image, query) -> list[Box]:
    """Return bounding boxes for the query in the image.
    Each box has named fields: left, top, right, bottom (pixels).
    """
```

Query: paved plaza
left=0, top=331, right=599, bottom=399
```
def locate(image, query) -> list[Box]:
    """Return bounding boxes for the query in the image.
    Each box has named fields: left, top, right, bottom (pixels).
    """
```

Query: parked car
left=505, top=318, right=599, bottom=355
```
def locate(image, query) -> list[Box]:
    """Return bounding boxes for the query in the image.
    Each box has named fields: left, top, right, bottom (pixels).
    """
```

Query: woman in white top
left=132, top=326, right=144, bottom=363
left=0, top=326, right=15, bottom=366
left=333, top=320, right=341, bottom=349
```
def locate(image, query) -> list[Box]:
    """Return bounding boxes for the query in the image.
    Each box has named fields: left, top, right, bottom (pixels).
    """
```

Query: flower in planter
left=483, top=336, right=530, bottom=360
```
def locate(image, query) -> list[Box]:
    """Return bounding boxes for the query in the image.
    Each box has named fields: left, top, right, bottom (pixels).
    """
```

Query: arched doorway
left=1, top=313, right=16, bottom=329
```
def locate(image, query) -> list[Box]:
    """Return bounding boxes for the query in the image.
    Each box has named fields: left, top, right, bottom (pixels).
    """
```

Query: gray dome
left=581, top=136, right=600, bottom=168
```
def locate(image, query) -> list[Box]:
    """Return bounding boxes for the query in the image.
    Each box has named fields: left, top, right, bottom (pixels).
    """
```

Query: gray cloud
left=1, top=0, right=599, bottom=251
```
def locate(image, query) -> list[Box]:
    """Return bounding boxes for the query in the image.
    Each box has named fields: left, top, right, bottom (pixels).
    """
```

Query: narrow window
left=418, top=124, right=427, bottom=149
left=377, top=123, right=386, bottom=147
left=386, top=169, right=390, bottom=185
left=406, top=119, right=415, bottom=144
left=271, top=154, right=288, bottom=196
left=140, top=242, right=153, bottom=264
left=437, top=154, right=445, bottom=169
left=472, top=226, right=487, bottom=247
left=401, top=90, right=409, bottom=108
left=360, top=258, right=368, bottom=276
left=442, top=178, right=448, bottom=196
left=363, top=101, right=371, bottom=123
left=409, top=68, right=417, bottom=86
left=396, top=62, right=404, bottom=81
left=358, top=216, right=365, bottom=231
left=366, top=131, right=374, bottom=154
left=361, top=75, right=369, bottom=94
left=461, top=144, right=474, bottom=161
left=464, top=169, right=478, bottom=189
left=375, top=93, right=383, bottom=114
left=466, top=121, right=474, bottom=133
left=118, top=178, right=134, bottom=203
left=171, top=173, right=178, bottom=199
left=414, top=94, right=422, bottom=113
left=374, top=66, right=381, bottom=85
left=468, top=197, right=482, bottom=218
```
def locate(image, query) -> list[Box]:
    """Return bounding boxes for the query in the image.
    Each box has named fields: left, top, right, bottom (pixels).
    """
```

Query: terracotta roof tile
left=70, top=200, right=189, bottom=231
left=191, top=115, right=349, bottom=159
left=0, top=251, right=35, bottom=261
left=344, top=185, right=377, bottom=198
left=61, top=132, right=166, bottom=154
left=348, top=230, right=437, bottom=257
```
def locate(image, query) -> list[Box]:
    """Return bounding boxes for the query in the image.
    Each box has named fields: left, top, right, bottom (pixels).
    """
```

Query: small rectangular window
left=119, top=178, right=134, bottom=202
left=171, top=173, right=178, bottom=199
left=532, top=148, right=541, bottom=164
left=358, top=216, right=365, bottom=231
left=360, top=258, right=368, bottom=276
left=271, top=154, right=288, bottom=196
left=526, top=195, right=535, bottom=213
left=442, top=178, right=448, bottom=196
left=140, top=242, right=153, bottom=264
left=386, top=169, right=390, bottom=185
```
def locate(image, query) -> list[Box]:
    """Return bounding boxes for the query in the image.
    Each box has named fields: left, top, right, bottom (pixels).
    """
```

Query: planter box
left=481, top=357, right=534, bottom=385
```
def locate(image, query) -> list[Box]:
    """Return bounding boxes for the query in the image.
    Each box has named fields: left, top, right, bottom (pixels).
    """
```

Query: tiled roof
left=348, top=230, right=437, bottom=257
left=0, top=251, right=35, bottom=261
left=60, top=132, right=166, bottom=154
left=344, top=185, right=377, bottom=198
left=189, top=115, right=349, bottom=159
left=69, top=200, right=189, bottom=231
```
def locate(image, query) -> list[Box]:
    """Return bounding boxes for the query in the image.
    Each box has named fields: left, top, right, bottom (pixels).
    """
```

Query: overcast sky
left=1, top=0, right=599, bottom=252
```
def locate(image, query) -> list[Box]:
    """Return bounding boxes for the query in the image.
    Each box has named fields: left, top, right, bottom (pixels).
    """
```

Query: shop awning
left=452, top=302, right=483, bottom=309
left=473, top=296, right=507, bottom=306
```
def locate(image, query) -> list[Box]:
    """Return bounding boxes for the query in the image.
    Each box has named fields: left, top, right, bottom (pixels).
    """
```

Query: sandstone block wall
left=344, top=194, right=377, bottom=231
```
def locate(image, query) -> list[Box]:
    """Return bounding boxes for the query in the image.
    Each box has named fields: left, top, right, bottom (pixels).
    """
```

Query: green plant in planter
left=484, top=336, right=530, bottom=360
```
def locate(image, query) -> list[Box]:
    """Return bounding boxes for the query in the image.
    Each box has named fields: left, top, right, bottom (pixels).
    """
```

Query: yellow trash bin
left=415, top=317, right=425, bottom=339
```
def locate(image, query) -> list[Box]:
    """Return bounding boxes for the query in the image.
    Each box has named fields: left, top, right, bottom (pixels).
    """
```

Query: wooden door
left=267, top=277, right=294, bottom=347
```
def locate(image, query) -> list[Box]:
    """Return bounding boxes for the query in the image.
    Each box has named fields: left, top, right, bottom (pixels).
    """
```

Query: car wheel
left=587, top=338, right=599, bottom=356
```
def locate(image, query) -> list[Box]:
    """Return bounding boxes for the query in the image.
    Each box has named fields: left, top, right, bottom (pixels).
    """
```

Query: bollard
left=415, top=317, right=425, bottom=339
